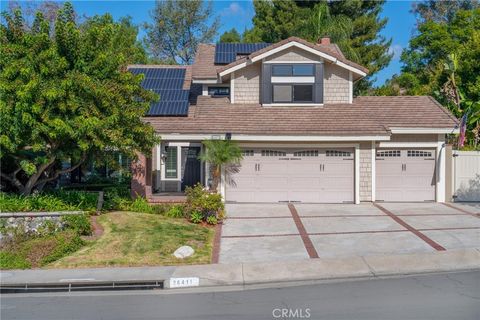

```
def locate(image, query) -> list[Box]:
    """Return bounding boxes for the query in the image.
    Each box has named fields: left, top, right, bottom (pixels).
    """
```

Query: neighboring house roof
left=217, top=36, right=369, bottom=78
left=143, top=95, right=457, bottom=136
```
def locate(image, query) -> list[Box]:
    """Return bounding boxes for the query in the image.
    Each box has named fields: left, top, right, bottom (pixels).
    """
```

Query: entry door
left=376, top=149, right=436, bottom=202
left=226, top=148, right=354, bottom=203
left=181, top=147, right=201, bottom=191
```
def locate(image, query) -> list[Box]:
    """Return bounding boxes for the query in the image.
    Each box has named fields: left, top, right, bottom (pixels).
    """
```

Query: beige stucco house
left=130, top=37, right=458, bottom=204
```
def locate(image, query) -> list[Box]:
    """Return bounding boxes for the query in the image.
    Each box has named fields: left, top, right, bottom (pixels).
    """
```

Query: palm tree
left=199, top=140, right=243, bottom=192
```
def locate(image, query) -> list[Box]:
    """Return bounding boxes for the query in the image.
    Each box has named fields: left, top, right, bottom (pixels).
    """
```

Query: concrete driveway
left=218, top=202, right=480, bottom=264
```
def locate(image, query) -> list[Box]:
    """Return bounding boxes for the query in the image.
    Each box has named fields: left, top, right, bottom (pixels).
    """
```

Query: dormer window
left=262, top=63, right=323, bottom=106
left=208, top=86, right=230, bottom=97
left=272, top=64, right=314, bottom=76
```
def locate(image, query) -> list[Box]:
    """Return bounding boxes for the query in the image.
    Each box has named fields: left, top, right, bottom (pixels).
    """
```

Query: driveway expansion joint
left=373, top=203, right=447, bottom=252
left=288, top=203, right=319, bottom=259
left=442, top=203, right=479, bottom=218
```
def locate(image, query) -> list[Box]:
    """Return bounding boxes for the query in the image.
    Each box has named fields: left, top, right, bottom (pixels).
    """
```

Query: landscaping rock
left=173, top=246, right=194, bottom=259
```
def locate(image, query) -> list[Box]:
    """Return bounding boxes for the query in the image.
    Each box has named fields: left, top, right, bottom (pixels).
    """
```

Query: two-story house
left=130, top=37, right=458, bottom=204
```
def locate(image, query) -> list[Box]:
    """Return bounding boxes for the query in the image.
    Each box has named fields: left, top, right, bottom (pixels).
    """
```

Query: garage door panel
left=322, top=176, right=354, bottom=189
left=319, top=190, right=354, bottom=203
left=259, top=162, right=288, bottom=174
left=256, top=176, right=289, bottom=189
left=227, top=191, right=256, bottom=202
left=290, top=177, right=322, bottom=188
left=288, top=163, right=321, bottom=175
left=255, top=191, right=289, bottom=203
left=376, top=149, right=436, bottom=202
left=290, top=191, right=320, bottom=203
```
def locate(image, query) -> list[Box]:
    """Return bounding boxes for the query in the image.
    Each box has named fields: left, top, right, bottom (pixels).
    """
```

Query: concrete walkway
left=219, top=202, right=480, bottom=263
left=1, top=249, right=479, bottom=290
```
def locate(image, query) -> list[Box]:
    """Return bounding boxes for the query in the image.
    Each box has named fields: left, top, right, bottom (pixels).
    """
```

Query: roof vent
left=318, top=37, right=330, bottom=45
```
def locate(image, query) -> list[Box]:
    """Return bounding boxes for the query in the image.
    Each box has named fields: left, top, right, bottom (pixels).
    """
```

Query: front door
left=181, top=147, right=201, bottom=191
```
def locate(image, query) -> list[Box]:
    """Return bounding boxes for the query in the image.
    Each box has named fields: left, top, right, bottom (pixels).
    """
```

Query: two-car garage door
left=226, top=148, right=354, bottom=203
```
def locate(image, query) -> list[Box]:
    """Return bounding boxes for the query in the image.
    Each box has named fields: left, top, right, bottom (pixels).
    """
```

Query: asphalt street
left=1, top=271, right=479, bottom=320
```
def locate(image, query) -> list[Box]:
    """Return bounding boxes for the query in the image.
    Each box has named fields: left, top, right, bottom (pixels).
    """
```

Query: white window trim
left=160, top=142, right=202, bottom=182
left=271, top=76, right=315, bottom=83
left=377, top=141, right=438, bottom=148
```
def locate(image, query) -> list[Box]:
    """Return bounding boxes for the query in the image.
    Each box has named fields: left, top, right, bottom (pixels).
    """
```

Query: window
left=407, top=150, right=433, bottom=157
left=293, top=85, right=313, bottom=102
left=242, top=150, right=254, bottom=157
left=272, top=84, right=314, bottom=103
left=208, top=86, right=230, bottom=96
left=376, top=150, right=400, bottom=157
left=294, top=150, right=319, bottom=157
left=326, top=150, right=352, bottom=157
left=165, top=146, right=178, bottom=178
left=261, top=150, right=286, bottom=157
left=272, top=64, right=314, bottom=76
left=273, top=85, right=292, bottom=102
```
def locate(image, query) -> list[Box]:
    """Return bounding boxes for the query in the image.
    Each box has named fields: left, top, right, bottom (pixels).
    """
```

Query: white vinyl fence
left=453, top=151, right=480, bottom=202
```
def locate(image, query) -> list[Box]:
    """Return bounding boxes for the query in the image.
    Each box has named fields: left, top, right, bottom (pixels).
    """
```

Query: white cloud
left=388, top=44, right=403, bottom=60
left=222, top=2, right=245, bottom=16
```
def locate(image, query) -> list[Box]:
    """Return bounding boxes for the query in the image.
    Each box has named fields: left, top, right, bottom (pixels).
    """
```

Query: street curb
left=1, top=249, right=479, bottom=290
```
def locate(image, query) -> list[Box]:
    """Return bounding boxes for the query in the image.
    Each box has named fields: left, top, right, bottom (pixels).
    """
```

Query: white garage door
left=376, top=149, right=436, bottom=202
left=226, top=148, right=354, bottom=203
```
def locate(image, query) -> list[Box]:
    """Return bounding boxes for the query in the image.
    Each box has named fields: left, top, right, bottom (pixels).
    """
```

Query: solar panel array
left=130, top=67, right=190, bottom=116
left=214, top=43, right=271, bottom=64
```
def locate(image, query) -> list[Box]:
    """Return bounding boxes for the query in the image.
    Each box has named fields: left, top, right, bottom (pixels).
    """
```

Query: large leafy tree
left=376, top=5, right=480, bottom=147
left=144, top=0, right=220, bottom=65
left=242, top=0, right=392, bottom=92
left=0, top=3, right=157, bottom=195
left=219, top=28, right=242, bottom=43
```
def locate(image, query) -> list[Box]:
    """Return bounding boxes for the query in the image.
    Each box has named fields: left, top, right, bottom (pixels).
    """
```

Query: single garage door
left=376, top=149, right=436, bottom=202
left=226, top=148, right=354, bottom=203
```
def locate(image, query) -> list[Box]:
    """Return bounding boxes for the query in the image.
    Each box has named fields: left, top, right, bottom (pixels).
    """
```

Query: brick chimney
left=318, top=37, right=330, bottom=45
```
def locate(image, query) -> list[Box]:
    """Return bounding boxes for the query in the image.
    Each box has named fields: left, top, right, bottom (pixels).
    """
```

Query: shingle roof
left=144, top=96, right=458, bottom=136
left=191, top=44, right=220, bottom=79
left=356, top=96, right=458, bottom=129
left=217, top=36, right=369, bottom=75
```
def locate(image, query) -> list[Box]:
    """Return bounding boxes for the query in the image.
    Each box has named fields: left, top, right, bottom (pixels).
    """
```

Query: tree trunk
left=211, top=165, right=221, bottom=192
left=20, top=157, right=56, bottom=196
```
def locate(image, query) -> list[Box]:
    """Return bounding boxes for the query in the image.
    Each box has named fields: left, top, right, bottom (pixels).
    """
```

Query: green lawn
left=49, top=211, right=214, bottom=268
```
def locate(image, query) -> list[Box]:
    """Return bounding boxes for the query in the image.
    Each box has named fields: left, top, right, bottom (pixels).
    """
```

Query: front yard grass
left=48, top=211, right=214, bottom=268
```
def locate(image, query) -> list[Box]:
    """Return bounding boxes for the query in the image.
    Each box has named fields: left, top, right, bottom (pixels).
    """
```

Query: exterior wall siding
left=359, top=142, right=372, bottom=202
left=324, top=63, right=350, bottom=104
left=234, top=63, right=261, bottom=104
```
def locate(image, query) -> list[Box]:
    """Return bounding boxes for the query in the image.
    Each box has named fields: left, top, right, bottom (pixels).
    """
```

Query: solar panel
left=214, top=43, right=271, bottom=64
left=130, top=67, right=190, bottom=116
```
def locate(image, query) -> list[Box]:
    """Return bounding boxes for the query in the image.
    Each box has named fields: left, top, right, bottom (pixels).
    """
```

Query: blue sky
left=0, top=0, right=418, bottom=86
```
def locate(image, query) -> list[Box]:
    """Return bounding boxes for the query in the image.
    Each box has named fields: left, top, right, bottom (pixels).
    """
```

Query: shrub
left=190, top=211, right=203, bottom=224
left=185, top=183, right=224, bottom=222
left=164, top=205, right=185, bottom=218
left=103, top=186, right=131, bottom=210
left=206, top=215, right=218, bottom=225
left=0, top=251, right=31, bottom=269
left=127, top=197, right=154, bottom=213
left=0, top=191, right=98, bottom=212
left=62, top=214, right=92, bottom=236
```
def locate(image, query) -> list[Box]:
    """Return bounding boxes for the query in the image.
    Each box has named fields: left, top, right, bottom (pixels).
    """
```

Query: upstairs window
left=208, top=86, right=230, bottom=97
left=273, top=84, right=313, bottom=103
left=272, top=64, right=314, bottom=76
